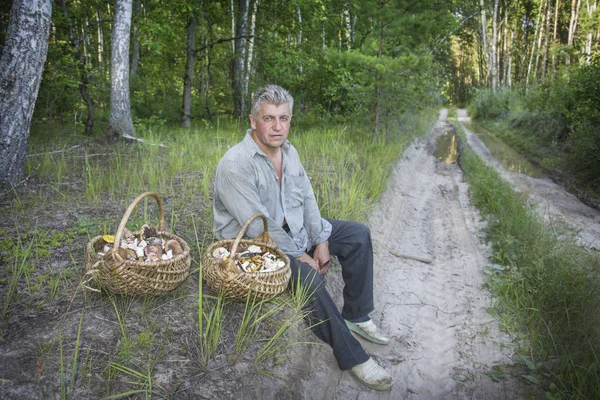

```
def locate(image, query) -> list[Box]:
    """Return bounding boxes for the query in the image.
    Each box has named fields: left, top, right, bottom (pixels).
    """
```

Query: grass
left=453, top=120, right=600, bottom=400
left=0, top=109, right=436, bottom=397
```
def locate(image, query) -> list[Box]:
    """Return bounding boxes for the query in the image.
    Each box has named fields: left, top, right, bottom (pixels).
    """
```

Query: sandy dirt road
left=268, top=109, right=527, bottom=399
left=457, top=109, right=600, bottom=251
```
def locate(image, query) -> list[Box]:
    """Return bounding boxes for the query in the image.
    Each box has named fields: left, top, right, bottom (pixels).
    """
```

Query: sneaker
left=349, top=357, right=393, bottom=391
left=345, top=319, right=390, bottom=345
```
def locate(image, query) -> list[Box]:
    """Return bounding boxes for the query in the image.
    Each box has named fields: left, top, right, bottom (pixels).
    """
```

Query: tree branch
left=194, top=34, right=259, bottom=54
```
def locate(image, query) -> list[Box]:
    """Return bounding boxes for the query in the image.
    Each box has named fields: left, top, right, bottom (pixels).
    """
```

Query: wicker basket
left=84, top=192, right=191, bottom=295
left=202, top=213, right=291, bottom=301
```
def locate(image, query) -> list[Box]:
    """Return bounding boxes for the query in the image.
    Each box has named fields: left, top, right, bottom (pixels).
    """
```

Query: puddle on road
left=434, top=131, right=458, bottom=164
left=464, top=123, right=546, bottom=178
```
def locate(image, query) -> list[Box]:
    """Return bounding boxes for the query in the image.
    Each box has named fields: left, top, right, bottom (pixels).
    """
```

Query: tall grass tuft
left=455, top=122, right=600, bottom=399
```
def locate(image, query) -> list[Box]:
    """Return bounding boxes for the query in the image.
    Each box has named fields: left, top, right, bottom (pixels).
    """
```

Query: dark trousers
left=288, top=219, right=373, bottom=370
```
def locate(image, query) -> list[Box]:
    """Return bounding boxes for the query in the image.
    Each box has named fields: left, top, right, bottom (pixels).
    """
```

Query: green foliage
left=468, top=60, right=600, bottom=196
left=456, top=123, right=600, bottom=400
left=467, top=89, right=517, bottom=120
left=564, top=60, right=600, bottom=186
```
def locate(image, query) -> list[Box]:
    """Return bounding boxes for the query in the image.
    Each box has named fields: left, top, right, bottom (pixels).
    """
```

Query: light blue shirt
left=213, top=130, right=332, bottom=258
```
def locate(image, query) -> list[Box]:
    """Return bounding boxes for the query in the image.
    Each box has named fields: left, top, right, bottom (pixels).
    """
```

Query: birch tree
left=491, top=0, right=499, bottom=91
left=105, top=0, right=135, bottom=139
left=567, top=0, right=582, bottom=64
left=232, top=0, right=249, bottom=119
left=480, top=0, right=490, bottom=86
left=0, top=0, right=52, bottom=185
left=243, top=0, right=258, bottom=100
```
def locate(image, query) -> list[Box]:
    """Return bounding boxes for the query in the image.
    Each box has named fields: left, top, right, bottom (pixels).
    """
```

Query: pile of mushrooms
left=212, top=244, right=286, bottom=273
left=98, top=225, right=184, bottom=265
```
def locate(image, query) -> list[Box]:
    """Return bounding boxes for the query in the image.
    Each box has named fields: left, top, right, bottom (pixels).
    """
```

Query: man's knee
left=350, top=221, right=372, bottom=248
left=290, top=260, right=325, bottom=294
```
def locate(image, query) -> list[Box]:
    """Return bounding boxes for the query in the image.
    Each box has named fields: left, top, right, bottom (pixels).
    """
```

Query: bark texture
left=59, top=0, right=94, bottom=136
left=0, top=0, right=52, bottom=185
left=181, top=12, right=198, bottom=128
left=106, top=0, right=135, bottom=139
left=233, top=0, right=248, bottom=119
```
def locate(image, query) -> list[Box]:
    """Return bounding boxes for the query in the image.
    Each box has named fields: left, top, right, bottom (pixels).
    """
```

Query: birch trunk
left=244, top=0, right=258, bottom=101
left=508, top=29, right=514, bottom=88
left=96, top=8, right=104, bottom=70
left=527, top=0, right=544, bottom=89
left=297, top=5, right=303, bottom=74
left=373, top=22, right=384, bottom=141
left=297, top=6, right=302, bottom=45
left=480, top=0, right=490, bottom=86
left=230, top=0, right=235, bottom=54
left=552, top=0, right=560, bottom=71
left=534, top=0, right=547, bottom=80
left=344, top=3, right=352, bottom=49
left=502, top=9, right=508, bottom=87
left=584, top=1, right=597, bottom=64
left=233, top=0, right=248, bottom=119
left=491, top=0, right=499, bottom=91
left=181, top=12, right=198, bottom=128
left=106, top=0, right=135, bottom=139
left=567, top=0, right=581, bottom=64
left=541, top=0, right=551, bottom=80
left=0, top=0, right=52, bottom=185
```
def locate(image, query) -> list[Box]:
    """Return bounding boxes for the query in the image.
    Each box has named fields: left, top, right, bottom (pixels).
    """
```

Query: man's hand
left=297, top=252, right=320, bottom=272
left=312, top=241, right=331, bottom=274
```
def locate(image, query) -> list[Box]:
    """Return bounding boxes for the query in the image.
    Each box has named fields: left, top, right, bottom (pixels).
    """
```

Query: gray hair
left=250, top=84, right=294, bottom=118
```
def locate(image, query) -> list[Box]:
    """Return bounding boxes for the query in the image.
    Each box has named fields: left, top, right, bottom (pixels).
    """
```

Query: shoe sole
left=349, top=371, right=393, bottom=391
left=345, top=320, right=389, bottom=345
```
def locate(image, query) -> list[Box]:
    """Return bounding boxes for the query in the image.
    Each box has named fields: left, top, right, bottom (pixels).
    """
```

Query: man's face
left=249, top=103, right=291, bottom=153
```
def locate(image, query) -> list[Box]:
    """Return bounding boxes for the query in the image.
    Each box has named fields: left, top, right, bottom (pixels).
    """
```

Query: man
left=213, top=84, right=393, bottom=391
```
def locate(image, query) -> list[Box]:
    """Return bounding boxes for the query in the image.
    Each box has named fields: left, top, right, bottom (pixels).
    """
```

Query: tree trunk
left=526, top=0, right=544, bottom=90
left=480, top=0, right=490, bottom=87
left=502, top=9, right=508, bottom=87
left=297, top=5, right=303, bottom=74
left=0, top=0, right=52, bottom=185
left=297, top=6, right=302, bottom=45
left=232, top=0, right=248, bottom=119
left=542, top=0, right=551, bottom=80
left=491, top=0, right=499, bottom=91
left=130, top=0, right=140, bottom=77
left=244, top=0, right=258, bottom=100
left=534, top=0, right=547, bottom=80
left=584, top=1, right=597, bottom=64
left=181, top=12, right=198, bottom=128
left=230, top=0, right=235, bottom=55
left=96, top=7, right=104, bottom=70
left=508, top=29, right=514, bottom=88
left=552, top=0, right=560, bottom=71
left=105, top=0, right=135, bottom=139
left=59, top=0, right=94, bottom=135
left=567, top=0, right=581, bottom=64
left=344, top=3, right=352, bottom=49
left=373, top=21, right=384, bottom=142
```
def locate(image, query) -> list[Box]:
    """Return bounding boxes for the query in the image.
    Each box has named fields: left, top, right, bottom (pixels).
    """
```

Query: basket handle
left=229, top=213, right=272, bottom=258
left=111, top=192, right=166, bottom=252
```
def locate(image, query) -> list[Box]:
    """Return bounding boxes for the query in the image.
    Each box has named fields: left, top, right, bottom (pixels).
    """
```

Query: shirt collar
left=243, top=129, right=290, bottom=157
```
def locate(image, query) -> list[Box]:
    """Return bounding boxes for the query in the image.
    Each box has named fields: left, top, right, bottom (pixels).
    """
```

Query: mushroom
left=165, top=239, right=183, bottom=256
